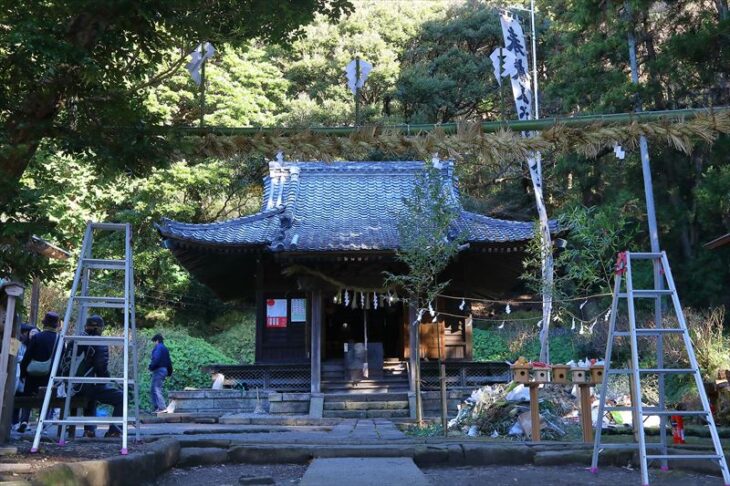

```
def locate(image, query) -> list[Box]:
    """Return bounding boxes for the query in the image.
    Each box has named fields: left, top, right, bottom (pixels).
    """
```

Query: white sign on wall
left=291, top=298, right=307, bottom=322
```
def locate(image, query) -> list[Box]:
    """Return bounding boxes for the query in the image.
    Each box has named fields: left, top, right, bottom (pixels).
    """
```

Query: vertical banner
left=499, top=11, right=532, bottom=120
left=266, top=299, right=288, bottom=328
left=498, top=10, right=554, bottom=363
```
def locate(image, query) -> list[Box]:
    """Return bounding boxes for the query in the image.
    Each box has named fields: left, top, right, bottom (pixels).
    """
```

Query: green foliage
left=522, top=203, right=641, bottom=300
left=208, top=310, right=257, bottom=364
left=134, top=328, right=236, bottom=411
left=385, top=165, right=464, bottom=312
left=396, top=1, right=503, bottom=123
left=472, top=327, right=581, bottom=364
left=472, top=328, right=511, bottom=361
left=0, top=0, right=354, bottom=190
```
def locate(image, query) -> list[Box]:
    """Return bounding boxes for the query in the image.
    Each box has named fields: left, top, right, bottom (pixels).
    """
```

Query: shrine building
left=157, top=159, right=548, bottom=416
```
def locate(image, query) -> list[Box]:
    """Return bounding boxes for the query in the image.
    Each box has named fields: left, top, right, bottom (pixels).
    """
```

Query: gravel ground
left=423, top=464, right=719, bottom=486
left=153, top=464, right=308, bottom=486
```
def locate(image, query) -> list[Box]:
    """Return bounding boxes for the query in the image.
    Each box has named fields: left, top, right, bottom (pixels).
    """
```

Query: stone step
left=322, top=385, right=410, bottom=393
left=323, top=400, right=409, bottom=411
left=323, top=376, right=409, bottom=385
left=322, top=409, right=410, bottom=419
left=324, top=392, right=409, bottom=401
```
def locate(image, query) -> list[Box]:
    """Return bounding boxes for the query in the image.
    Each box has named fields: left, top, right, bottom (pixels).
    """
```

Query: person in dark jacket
left=79, top=315, right=123, bottom=438
left=149, top=334, right=172, bottom=413
left=19, top=312, right=60, bottom=432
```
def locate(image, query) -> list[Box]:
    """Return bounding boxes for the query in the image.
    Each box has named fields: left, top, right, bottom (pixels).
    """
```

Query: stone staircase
left=322, top=392, right=410, bottom=419
left=321, top=358, right=410, bottom=394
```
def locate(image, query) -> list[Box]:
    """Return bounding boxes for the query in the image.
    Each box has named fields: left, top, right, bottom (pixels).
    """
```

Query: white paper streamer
left=345, top=59, right=373, bottom=95
left=186, top=42, right=216, bottom=85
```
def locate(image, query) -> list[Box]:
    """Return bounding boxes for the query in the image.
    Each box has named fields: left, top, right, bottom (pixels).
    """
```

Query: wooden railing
left=419, top=361, right=510, bottom=390
left=202, top=363, right=310, bottom=392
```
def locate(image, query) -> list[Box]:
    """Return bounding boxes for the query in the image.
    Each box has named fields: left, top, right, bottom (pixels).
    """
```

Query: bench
left=14, top=387, right=90, bottom=439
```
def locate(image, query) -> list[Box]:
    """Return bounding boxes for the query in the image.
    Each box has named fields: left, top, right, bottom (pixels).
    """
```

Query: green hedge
left=472, top=328, right=582, bottom=364
left=207, top=310, right=256, bottom=364
left=109, top=327, right=236, bottom=411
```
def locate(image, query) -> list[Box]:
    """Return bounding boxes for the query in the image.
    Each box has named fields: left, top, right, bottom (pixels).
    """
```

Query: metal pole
left=200, top=44, right=206, bottom=128
left=530, top=0, right=539, bottom=119
left=626, top=3, right=667, bottom=468
left=355, top=57, right=361, bottom=127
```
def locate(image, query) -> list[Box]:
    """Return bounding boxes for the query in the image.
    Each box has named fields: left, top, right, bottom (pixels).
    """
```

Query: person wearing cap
left=19, top=312, right=60, bottom=433
left=148, top=334, right=173, bottom=413
left=78, top=315, right=124, bottom=438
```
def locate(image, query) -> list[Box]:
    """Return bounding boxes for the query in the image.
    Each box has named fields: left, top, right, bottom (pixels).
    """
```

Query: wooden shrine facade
left=157, top=160, right=550, bottom=394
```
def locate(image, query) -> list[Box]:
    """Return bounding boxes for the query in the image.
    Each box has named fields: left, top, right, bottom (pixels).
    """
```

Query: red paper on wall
left=266, top=298, right=288, bottom=328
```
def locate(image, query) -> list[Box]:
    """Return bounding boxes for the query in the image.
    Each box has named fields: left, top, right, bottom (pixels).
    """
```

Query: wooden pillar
left=29, top=277, right=41, bottom=328
left=310, top=289, right=322, bottom=394
left=255, top=259, right=264, bottom=363
left=529, top=384, right=540, bottom=442
left=0, top=284, right=23, bottom=443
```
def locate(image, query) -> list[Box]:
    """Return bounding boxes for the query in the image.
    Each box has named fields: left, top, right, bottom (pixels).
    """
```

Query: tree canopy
left=2, top=0, right=728, bottom=332
left=0, top=0, right=353, bottom=198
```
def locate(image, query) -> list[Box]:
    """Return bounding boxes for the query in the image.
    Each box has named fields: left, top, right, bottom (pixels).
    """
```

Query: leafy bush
left=208, top=310, right=256, bottom=364
left=473, top=329, right=511, bottom=361
left=109, top=327, right=235, bottom=411
left=473, top=327, right=588, bottom=364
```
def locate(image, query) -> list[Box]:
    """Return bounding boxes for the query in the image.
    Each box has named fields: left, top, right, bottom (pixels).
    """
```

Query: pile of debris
left=448, top=383, right=580, bottom=440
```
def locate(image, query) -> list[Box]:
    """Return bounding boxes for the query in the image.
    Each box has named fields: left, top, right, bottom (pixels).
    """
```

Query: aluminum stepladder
left=30, top=222, right=141, bottom=455
left=591, top=251, right=730, bottom=485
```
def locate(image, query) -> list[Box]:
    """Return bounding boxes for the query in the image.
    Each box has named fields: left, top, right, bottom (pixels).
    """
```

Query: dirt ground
left=151, top=463, right=720, bottom=486
left=423, top=464, right=720, bottom=486
left=1, top=437, right=157, bottom=476
left=152, top=464, right=308, bottom=486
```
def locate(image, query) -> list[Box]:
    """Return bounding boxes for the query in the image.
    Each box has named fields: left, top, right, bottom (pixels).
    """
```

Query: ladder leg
left=591, top=273, right=622, bottom=473
left=31, top=224, right=93, bottom=453
left=128, top=250, right=141, bottom=443
left=121, top=224, right=131, bottom=455
left=58, top=342, right=80, bottom=445
left=662, top=253, right=730, bottom=484
left=654, top=256, right=668, bottom=471
left=625, top=256, right=650, bottom=486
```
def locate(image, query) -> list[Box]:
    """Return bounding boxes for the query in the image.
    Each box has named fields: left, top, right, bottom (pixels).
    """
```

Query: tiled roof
left=157, top=160, right=548, bottom=252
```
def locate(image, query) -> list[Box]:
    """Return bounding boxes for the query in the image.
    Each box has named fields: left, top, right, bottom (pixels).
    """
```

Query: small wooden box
left=512, top=365, right=531, bottom=383
left=590, top=365, right=605, bottom=384
left=571, top=368, right=589, bottom=383
left=531, top=366, right=551, bottom=383
left=551, top=365, right=571, bottom=384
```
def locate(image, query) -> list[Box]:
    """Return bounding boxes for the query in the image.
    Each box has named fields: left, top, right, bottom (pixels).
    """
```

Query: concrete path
left=300, top=457, right=429, bottom=486
left=331, top=419, right=407, bottom=441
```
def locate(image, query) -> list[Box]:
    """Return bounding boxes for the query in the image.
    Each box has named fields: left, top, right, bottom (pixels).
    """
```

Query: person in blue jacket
left=148, top=334, right=173, bottom=413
